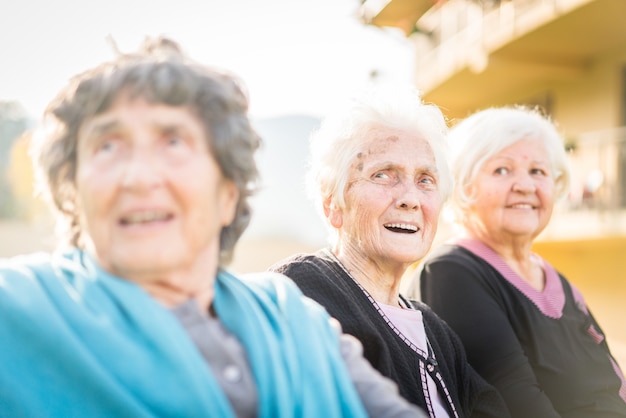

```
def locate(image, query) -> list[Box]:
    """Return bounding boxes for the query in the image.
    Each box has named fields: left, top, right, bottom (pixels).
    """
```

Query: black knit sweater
left=270, top=249, right=510, bottom=418
left=421, top=243, right=626, bottom=418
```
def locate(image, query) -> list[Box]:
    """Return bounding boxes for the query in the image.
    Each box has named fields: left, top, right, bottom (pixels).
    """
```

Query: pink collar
left=454, top=238, right=565, bottom=318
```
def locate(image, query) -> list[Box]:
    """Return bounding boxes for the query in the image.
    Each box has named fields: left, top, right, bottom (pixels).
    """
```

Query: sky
left=0, top=0, right=415, bottom=120
left=0, top=0, right=416, bottom=248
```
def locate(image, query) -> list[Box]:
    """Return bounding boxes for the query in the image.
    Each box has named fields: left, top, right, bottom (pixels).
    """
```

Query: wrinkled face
left=75, top=98, right=238, bottom=283
left=467, top=137, right=556, bottom=242
left=328, top=127, right=443, bottom=266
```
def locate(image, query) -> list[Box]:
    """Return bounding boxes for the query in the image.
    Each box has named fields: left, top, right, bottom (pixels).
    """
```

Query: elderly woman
left=420, top=106, right=626, bottom=417
left=0, top=37, right=426, bottom=418
left=270, top=88, right=509, bottom=418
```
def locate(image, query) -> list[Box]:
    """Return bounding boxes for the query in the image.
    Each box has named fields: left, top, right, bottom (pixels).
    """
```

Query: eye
left=494, top=167, right=509, bottom=175
left=373, top=171, right=389, bottom=179
left=166, top=134, right=184, bottom=147
left=418, top=175, right=436, bottom=185
left=95, top=137, right=119, bottom=154
left=371, top=170, right=397, bottom=186
left=416, top=174, right=438, bottom=191
left=530, top=168, right=547, bottom=176
left=161, top=126, right=191, bottom=149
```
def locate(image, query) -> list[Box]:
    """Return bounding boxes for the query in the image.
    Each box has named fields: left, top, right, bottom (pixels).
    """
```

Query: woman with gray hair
left=271, top=87, right=509, bottom=417
left=420, top=106, right=626, bottom=417
left=0, top=36, right=426, bottom=418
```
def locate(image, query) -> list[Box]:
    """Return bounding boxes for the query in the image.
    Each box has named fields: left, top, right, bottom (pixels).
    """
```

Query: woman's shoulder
left=0, top=251, right=71, bottom=285
left=1, top=251, right=52, bottom=267
left=408, top=299, right=445, bottom=324
left=424, top=242, right=476, bottom=264
left=422, top=242, right=496, bottom=280
left=268, top=249, right=335, bottom=278
left=407, top=299, right=468, bottom=347
left=0, top=251, right=84, bottom=322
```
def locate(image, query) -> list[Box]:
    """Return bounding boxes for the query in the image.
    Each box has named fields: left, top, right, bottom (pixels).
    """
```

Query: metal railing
left=412, top=0, right=589, bottom=90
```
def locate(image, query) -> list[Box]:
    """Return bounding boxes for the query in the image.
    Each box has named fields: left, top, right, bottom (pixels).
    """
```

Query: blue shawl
left=0, top=249, right=366, bottom=417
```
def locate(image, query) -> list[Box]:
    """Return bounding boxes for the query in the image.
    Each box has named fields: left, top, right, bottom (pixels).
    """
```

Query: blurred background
left=1, top=0, right=624, bottom=367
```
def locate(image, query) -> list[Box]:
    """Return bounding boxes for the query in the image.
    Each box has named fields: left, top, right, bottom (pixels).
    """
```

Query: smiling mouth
left=508, top=204, right=535, bottom=209
left=120, top=211, right=173, bottom=226
left=384, top=223, right=418, bottom=233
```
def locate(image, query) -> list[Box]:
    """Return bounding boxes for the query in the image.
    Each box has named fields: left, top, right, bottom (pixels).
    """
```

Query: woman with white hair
left=420, top=106, right=626, bottom=417
left=271, top=87, right=509, bottom=418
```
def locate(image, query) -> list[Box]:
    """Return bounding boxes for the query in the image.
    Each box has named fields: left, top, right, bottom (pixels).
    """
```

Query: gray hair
left=448, top=106, right=571, bottom=224
left=31, top=36, right=261, bottom=265
left=307, top=86, right=452, bottom=240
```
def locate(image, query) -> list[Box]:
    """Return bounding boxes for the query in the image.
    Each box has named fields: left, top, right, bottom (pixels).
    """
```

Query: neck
left=331, top=246, right=404, bottom=306
left=464, top=230, right=545, bottom=291
left=464, top=226, right=534, bottom=262
left=139, top=278, right=216, bottom=311
left=95, top=248, right=220, bottom=312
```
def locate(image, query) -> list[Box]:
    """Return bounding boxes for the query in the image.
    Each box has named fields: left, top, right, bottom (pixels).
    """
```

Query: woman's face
left=328, top=127, right=444, bottom=267
left=467, top=137, right=556, bottom=243
left=74, top=97, right=238, bottom=284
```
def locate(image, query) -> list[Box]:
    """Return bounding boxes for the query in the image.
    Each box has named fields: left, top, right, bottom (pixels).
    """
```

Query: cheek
left=476, top=186, right=501, bottom=209
left=76, top=169, right=112, bottom=211
left=538, top=181, right=557, bottom=200
left=341, top=200, right=377, bottom=239
left=341, top=203, right=368, bottom=232
left=421, top=191, right=443, bottom=216
left=75, top=168, right=96, bottom=214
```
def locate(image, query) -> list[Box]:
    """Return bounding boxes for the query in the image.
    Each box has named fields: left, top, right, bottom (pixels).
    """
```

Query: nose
left=512, top=172, right=536, bottom=193
left=395, top=181, right=421, bottom=211
left=121, top=149, right=163, bottom=191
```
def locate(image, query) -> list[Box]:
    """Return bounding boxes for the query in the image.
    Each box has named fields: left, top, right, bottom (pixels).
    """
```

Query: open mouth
left=120, top=211, right=173, bottom=226
left=384, top=223, right=418, bottom=234
left=508, top=204, right=535, bottom=209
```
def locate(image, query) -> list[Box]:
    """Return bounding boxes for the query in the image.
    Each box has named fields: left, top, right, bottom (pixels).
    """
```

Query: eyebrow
left=491, top=155, right=549, bottom=165
left=367, top=161, right=439, bottom=176
left=82, top=119, right=191, bottom=139
left=81, top=119, right=121, bottom=140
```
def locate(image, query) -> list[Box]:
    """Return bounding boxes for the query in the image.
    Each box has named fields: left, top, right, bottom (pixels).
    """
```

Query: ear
left=323, top=196, right=343, bottom=229
left=220, top=179, right=240, bottom=226
left=464, top=182, right=474, bottom=201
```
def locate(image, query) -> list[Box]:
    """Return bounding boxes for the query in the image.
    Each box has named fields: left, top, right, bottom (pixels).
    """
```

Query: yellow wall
left=553, top=46, right=625, bottom=137
left=533, top=236, right=626, bottom=368
left=7, top=132, right=48, bottom=222
left=533, top=236, right=626, bottom=295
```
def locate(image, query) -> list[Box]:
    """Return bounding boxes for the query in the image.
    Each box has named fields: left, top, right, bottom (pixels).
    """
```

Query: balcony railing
left=542, top=127, right=626, bottom=239
left=412, top=0, right=588, bottom=90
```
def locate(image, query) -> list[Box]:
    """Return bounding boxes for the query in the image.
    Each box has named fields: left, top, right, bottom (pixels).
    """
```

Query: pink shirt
left=379, top=303, right=450, bottom=418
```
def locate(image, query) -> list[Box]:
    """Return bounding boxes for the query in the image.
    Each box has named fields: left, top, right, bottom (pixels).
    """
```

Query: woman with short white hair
left=272, top=87, right=509, bottom=418
left=420, top=106, right=626, bottom=417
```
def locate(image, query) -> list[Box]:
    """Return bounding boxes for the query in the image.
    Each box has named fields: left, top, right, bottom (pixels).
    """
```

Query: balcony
left=406, top=0, right=626, bottom=116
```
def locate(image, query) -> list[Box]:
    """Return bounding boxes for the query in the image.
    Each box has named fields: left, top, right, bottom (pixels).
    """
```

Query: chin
left=110, top=250, right=172, bottom=275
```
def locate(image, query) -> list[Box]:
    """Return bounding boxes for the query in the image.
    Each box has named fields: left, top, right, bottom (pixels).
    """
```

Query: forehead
left=490, top=137, right=549, bottom=161
left=355, top=126, right=434, bottom=164
left=80, top=97, right=203, bottom=134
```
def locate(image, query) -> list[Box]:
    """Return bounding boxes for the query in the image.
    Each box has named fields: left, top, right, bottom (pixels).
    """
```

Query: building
left=361, top=0, right=626, bottom=367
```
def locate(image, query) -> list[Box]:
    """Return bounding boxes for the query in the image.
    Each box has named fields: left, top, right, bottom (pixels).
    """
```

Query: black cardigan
left=421, top=243, right=626, bottom=418
left=270, top=249, right=509, bottom=418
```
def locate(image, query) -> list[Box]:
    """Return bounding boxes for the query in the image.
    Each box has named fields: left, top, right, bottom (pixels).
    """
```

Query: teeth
left=510, top=204, right=533, bottom=209
left=385, top=223, right=417, bottom=232
left=122, top=211, right=169, bottom=224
